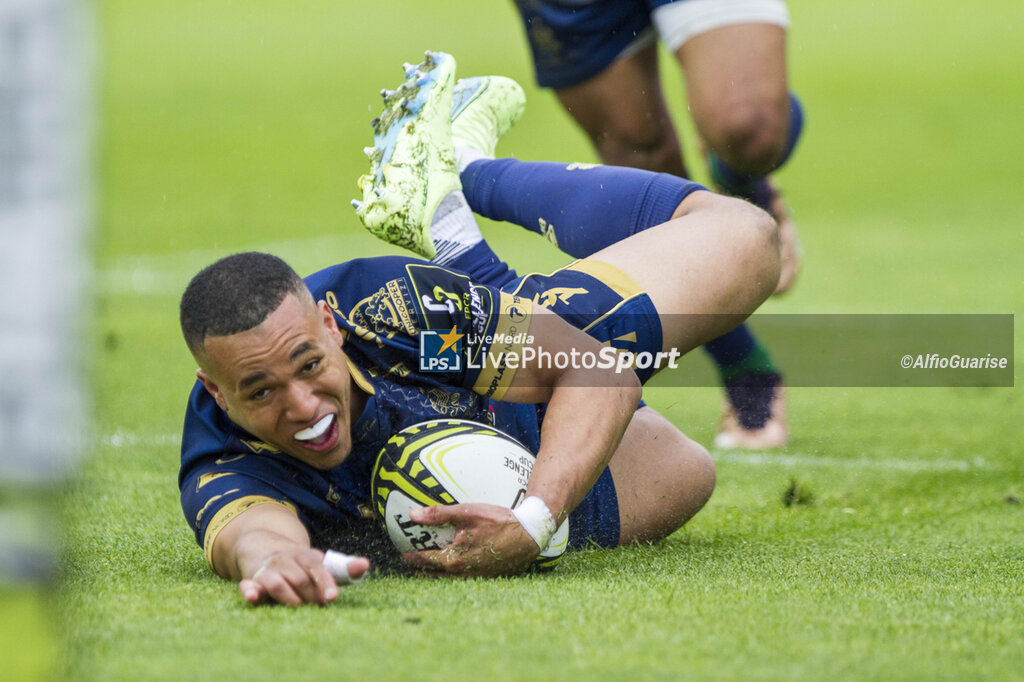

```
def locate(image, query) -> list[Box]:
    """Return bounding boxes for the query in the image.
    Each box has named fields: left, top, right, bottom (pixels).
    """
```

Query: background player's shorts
left=514, top=0, right=791, bottom=89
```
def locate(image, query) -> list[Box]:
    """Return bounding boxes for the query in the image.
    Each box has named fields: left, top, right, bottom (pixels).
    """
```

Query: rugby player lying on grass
left=178, top=52, right=779, bottom=605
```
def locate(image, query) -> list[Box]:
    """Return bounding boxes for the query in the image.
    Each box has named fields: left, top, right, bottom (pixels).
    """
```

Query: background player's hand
left=238, top=547, right=370, bottom=606
left=402, top=503, right=540, bottom=577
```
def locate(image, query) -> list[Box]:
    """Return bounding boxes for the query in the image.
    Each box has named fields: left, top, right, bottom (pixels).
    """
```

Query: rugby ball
left=370, top=419, right=568, bottom=570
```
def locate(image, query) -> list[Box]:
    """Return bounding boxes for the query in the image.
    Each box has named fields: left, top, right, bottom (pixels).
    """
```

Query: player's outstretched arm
left=403, top=308, right=641, bottom=576
left=210, top=503, right=370, bottom=606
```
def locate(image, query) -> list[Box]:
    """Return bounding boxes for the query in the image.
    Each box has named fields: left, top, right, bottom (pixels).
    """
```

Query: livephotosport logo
left=419, top=327, right=464, bottom=372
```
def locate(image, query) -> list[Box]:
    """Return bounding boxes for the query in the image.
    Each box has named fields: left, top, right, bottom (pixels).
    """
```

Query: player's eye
left=301, top=358, right=321, bottom=374
left=249, top=387, right=271, bottom=401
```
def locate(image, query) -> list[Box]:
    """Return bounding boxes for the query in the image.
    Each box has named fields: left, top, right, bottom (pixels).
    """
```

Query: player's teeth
left=295, top=415, right=333, bottom=441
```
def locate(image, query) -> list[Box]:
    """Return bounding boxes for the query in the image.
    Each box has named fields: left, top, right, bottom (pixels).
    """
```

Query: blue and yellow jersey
left=178, top=256, right=543, bottom=566
left=179, top=254, right=662, bottom=562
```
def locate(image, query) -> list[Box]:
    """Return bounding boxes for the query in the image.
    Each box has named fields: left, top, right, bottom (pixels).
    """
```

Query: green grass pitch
left=31, top=0, right=1024, bottom=680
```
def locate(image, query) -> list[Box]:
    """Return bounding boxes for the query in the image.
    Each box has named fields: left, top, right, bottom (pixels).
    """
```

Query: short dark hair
left=180, top=252, right=312, bottom=355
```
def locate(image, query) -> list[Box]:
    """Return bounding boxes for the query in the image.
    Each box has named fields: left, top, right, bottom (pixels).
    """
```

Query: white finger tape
left=323, top=550, right=364, bottom=585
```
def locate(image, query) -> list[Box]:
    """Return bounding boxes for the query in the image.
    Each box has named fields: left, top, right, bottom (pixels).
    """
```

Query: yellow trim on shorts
left=202, top=495, right=298, bottom=569
left=564, top=259, right=645, bottom=300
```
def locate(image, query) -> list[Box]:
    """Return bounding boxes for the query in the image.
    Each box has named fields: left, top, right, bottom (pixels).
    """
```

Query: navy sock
left=461, top=158, right=706, bottom=258
left=703, top=325, right=778, bottom=384
left=705, top=325, right=781, bottom=428
left=709, top=92, right=804, bottom=211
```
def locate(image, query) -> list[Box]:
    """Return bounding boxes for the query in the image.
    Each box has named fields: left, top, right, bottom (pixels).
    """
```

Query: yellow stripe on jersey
left=346, top=357, right=376, bottom=395
left=202, top=496, right=298, bottom=569
left=565, top=258, right=645, bottom=300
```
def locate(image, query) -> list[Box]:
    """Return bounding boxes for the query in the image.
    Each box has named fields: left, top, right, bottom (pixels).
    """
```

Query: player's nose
left=283, top=381, right=319, bottom=422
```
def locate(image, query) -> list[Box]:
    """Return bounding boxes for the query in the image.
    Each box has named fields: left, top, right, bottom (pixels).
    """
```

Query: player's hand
left=238, top=548, right=370, bottom=606
left=402, top=503, right=540, bottom=577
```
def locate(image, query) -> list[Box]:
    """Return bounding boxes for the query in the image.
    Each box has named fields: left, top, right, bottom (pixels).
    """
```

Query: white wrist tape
left=511, top=496, right=557, bottom=551
left=322, top=550, right=364, bottom=585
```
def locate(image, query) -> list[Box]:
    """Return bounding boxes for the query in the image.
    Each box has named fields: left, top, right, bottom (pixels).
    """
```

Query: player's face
left=196, top=293, right=365, bottom=470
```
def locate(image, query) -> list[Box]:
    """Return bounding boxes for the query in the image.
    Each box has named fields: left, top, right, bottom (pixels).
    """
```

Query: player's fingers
left=307, top=562, right=339, bottom=604
left=323, top=550, right=370, bottom=586
left=346, top=557, right=371, bottom=581
left=403, top=544, right=479, bottom=575
left=254, top=571, right=305, bottom=607
left=409, top=503, right=461, bottom=526
left=401, top=548, right=444, bottom=571
left=238, top=578, right=268, bottom=604
left=284, top=558, right=333, bottom=605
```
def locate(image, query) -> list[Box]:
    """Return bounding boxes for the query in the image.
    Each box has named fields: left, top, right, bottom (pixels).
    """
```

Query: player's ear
left=196, top=369, right=229, bottom=412
left=318, top=300, right=344, bottom=346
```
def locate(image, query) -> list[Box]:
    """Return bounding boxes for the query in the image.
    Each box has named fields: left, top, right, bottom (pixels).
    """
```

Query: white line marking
left=712, top=450, right=998, bottom=472
left=97, top=430, right=1003, bottom=473
left=97, top=233, right=386, bottom=296
left=99, top=431, right=180, bottom=448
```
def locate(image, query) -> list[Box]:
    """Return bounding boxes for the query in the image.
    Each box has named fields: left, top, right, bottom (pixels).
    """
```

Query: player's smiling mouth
left=294, top=414, right=338, bottom=450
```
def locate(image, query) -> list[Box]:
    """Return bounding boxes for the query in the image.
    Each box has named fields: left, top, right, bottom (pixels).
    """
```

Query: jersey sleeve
left=179, top=382, right=308, bottom=567
left=180, top=463, right=299, bottom=569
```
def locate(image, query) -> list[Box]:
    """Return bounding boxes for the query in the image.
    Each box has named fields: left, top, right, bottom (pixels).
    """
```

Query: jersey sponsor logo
left=407, top=263, right=475, bottom=329
left=353, top=286, right=410, bottom=339
left=467, top=284, right=490, bottom=336
left=385, top=278, right=417, bottom=334
left=421, top=286, right=463, bottom=316
left=485, top=362, right=509, bottom=398
left=503, top=295, right=529, bottom=322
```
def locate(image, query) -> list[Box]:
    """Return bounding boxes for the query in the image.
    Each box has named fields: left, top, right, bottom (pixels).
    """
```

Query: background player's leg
left=609, top=407, right=715, bottom=543
left=674, top=22, right=803, bottom=294
left=546, top=31, right=789, bottom=439
left=678, top=23, right=795, bottom=179
left=554, top=44, right=689, bottom=176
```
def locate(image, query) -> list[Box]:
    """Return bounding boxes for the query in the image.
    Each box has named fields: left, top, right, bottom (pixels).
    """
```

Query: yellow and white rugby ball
left=370, top=419, right=568, bottom=570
